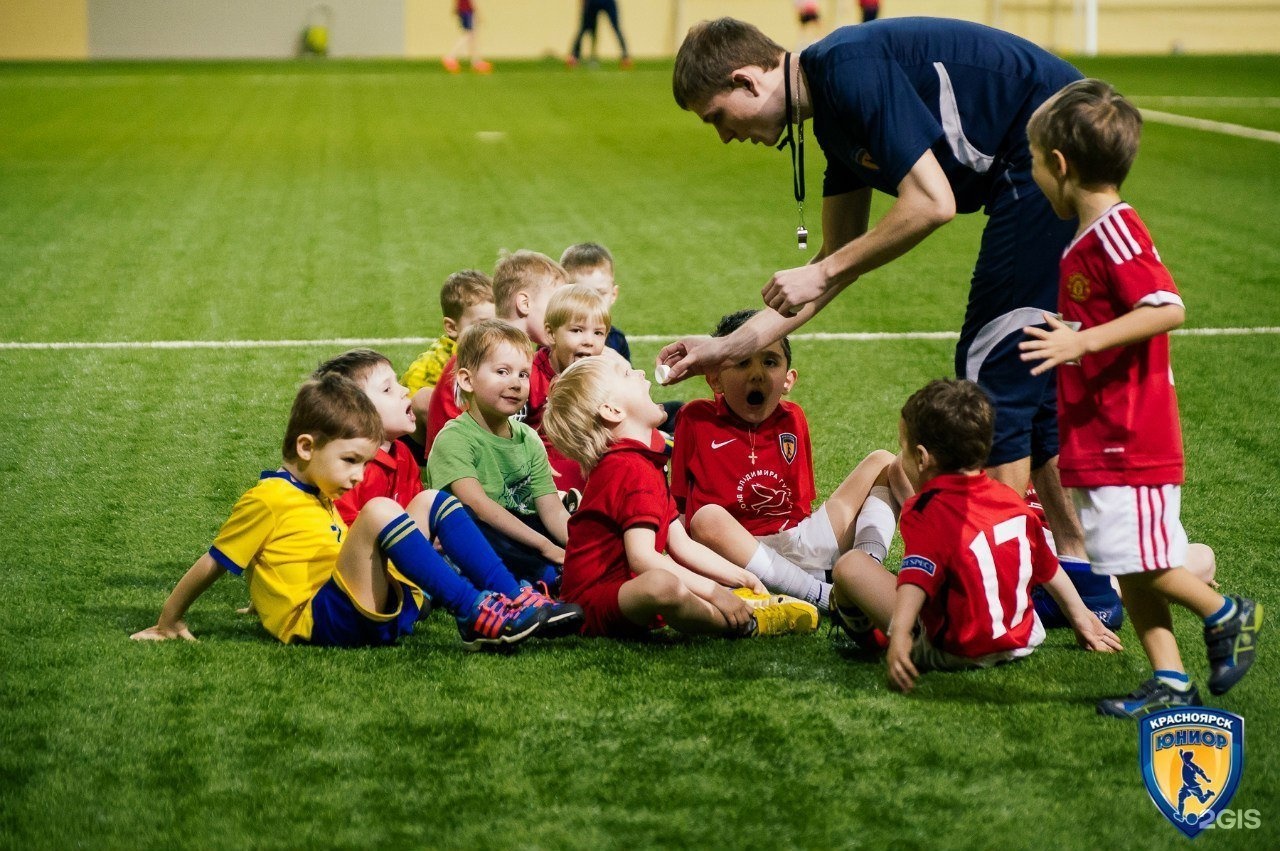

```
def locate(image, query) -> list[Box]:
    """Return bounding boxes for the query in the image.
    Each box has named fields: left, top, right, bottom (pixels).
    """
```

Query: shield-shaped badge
left=1138, top=707, right=1244, bottom=838
left=779, top=433, right=797, bottom=465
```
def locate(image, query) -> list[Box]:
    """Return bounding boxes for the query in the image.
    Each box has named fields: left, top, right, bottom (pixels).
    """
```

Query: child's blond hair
left=559, top=242, right=614, bottom=279
left=455, top=319, right=535, bottom=391
left=545, top=284, right=612, bottom=334
left=440, top=270, right=494, bottom=322
left=492, top=250, right=568, bottom=318
left=543, top=357, right=615, bottom=471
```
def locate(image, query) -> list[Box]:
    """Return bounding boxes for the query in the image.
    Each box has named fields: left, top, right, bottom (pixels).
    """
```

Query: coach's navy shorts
left=308, top=574, right=421, bottom=647
left=956, top=173, right=1076, bottom=468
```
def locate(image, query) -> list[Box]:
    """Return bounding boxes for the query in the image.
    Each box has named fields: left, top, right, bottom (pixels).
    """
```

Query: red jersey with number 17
left=898, top=473, right=1058, bottom=658
left=670, top=397, right=815, bottom=535
left=1056, top=203, right=1184, bottom=488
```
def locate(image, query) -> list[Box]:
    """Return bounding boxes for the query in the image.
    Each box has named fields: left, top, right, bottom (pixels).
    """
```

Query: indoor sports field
left=1, top=56, right=1277, bottom=849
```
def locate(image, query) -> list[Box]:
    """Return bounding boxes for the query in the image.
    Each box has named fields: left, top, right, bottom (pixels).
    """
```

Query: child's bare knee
left=639, top=569, right=686, bottom=607
left=688, top=504, right=730, bottom=542
left=355, top=496, right=402, bottom=527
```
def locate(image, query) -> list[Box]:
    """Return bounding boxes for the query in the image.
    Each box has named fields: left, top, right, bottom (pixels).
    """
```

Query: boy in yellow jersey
left=132, top=374, right=548, bottom=650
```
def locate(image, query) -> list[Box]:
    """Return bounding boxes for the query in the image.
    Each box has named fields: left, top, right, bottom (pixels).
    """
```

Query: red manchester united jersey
left=898, top=474, right=1058, bottom=658
left=1057, top=203, right=1184, bottom=488
left=335, top=439, right=425, bottom=525
left=561, top=431, right=678, bottom=604
left=671, top=397, right=816, bottom=535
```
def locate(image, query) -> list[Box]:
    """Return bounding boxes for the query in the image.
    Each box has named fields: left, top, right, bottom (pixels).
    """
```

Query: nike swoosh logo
left=711, top=439, right=736, bottom=449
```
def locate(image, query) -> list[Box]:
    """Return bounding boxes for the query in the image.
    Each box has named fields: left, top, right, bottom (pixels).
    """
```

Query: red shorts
left=572, top=579, right=662, bottom=638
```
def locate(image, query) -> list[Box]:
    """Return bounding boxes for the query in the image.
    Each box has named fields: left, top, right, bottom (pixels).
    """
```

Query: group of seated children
left=135, top=81, right=1263, bottom=717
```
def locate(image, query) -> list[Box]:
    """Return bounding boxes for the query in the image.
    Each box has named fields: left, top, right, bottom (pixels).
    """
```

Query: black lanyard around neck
left=779, top=52, right=808, bottom=249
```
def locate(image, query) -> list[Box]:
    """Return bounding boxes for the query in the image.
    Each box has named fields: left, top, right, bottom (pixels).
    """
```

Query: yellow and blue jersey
left=401, top=334, right=456, bottom=396
left=209, top=471, right=422, bottom=643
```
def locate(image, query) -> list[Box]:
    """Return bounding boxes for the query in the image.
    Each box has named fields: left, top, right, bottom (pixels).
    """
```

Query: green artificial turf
left=1, top=56, right=1278, bottom=849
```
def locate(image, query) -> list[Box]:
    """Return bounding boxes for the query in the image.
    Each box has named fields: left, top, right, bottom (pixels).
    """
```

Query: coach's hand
left=656, top=335, right=721, bottom=384
left=762, top=263, right=828, bottom=317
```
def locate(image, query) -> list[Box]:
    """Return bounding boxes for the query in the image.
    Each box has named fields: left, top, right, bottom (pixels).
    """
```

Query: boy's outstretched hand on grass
left=131, top=621, right=196, bottom=641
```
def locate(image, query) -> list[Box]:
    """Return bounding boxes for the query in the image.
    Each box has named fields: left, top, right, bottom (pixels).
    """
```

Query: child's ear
left=705, top=368, right=722, bottom=394
left=1050, top=149, right=1070, bottom=179
left=514, top=291, right=531, bottom=318
left=295, top=434, right=315, bottom=461
left=782, top=368, right=798, bottom=394
left=597, top=400, right=625, bottom=427
left=455, top=368, right=474, bottom=395
left=442, top=316, right=459, bottom=339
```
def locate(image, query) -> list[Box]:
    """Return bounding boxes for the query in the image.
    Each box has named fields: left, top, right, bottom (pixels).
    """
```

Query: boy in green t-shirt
left=428, top=319, right=571, bottom=590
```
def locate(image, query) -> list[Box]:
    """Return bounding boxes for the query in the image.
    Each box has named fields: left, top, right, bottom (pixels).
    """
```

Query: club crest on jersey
left=855, top=148, right=879, bottom=171
left=1138, top=707, right=1244, bottom=839
left=779, top=433, right=798, bottom=464
left=1067, top=272, right=1091, bottom=302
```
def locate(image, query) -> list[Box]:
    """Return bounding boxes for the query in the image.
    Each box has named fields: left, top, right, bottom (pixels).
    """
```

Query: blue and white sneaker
left=1206, top=595, right=1263, bottom=695
left=1097, top=677, right=1202, bottom=719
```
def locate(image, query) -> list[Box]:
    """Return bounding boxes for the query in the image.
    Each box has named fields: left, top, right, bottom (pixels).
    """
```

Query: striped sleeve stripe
left=1097, top=210, right=1144, bottom=265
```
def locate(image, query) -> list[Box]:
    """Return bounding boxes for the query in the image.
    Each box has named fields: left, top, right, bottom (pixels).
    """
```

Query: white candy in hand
left=655, top=364, right=672, bottom=385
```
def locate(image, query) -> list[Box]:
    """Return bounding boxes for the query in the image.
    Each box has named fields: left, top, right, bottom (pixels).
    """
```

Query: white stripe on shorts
left=1073, top=484, right=1189, bottom=576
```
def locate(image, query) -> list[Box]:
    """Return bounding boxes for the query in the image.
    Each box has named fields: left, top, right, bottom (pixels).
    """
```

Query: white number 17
left=967, top=516, right=1032, bottom=639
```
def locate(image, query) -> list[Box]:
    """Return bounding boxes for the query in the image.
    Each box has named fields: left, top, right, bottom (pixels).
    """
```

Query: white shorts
left=912, top=613, right=1045, bottom=672
left=757, top=503, right=840, bottom=581
left=1073, top=484, right=1189, bottom=576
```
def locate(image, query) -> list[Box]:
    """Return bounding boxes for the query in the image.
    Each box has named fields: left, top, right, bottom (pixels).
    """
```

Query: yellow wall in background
left=2, top=0, right=1279, bottom=60
left=0, top=0, right=88, bottom=59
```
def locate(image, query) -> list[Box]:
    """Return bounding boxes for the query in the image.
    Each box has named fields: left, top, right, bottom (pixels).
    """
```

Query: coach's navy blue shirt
left=800, top=18, right=1081, bottom=213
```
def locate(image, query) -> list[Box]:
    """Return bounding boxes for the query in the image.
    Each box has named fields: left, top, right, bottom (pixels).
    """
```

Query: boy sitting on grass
left=543, top=351, right=818, bottom=638
left=400, top=270, right=495, bottom=463
left=427, top=320, right=570, bottom=591
left=317, top=348, right=583, bottom=635
left=670, top=309, right=902, bottom=618
left=831, top=379, right=1123, bottom=692
left=532, top=284, right=613, bottom=491
left=132, top=373, right=549, bottom=650
left=425, top=251, right=565, bottom=454
left=1021, top=79, right=1261, bottom=716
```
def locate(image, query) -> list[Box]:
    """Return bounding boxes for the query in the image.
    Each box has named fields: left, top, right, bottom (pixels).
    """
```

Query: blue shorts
left=457, top=11, right=474, bottom=31
left=466, top=507, right=560, bottom=589
left=956, top=175, right=1075, bottom=468
left=308, top=574, right=421, bottom=647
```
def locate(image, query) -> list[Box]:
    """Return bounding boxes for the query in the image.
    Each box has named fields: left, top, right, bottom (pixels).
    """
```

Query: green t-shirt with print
left=427, top=413, right=556, bottom=516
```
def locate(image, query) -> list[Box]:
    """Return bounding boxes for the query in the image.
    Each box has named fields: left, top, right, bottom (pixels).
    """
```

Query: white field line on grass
left=1140, top=108, right=1280, bottom=145
left=2, top=327, right=1278, bottom=351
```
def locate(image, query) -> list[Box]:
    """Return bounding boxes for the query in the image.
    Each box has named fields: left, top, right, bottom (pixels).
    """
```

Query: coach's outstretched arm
left=659, top=150, right=955, bottom=382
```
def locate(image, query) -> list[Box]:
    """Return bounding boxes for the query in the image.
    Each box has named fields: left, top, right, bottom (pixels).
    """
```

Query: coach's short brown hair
left=1027, top=78, right=1143, bottom=188
left=282, top=374, right=384, bottom=461
left=672, top=18, right=784, bottom=110
left=900, top=379, right=994, bottom=474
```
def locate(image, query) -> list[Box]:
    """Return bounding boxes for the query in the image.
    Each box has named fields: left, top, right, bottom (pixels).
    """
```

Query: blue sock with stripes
left=377, top=513, right=479, bottom=616
left=1155, top=669, right=1192, bottom=691
left=426, top=491, right=522, bottom=598
left=1204, top=596, right=1237, bottom=627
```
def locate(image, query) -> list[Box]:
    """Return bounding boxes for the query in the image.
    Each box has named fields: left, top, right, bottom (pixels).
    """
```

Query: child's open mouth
left=746, top=390, right=766, bottom=406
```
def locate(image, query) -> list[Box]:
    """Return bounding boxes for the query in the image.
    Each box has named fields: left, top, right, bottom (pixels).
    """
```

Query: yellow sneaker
left=733, top=587, right=773, bottom=609
left=750, top=595, right=819, bottom=635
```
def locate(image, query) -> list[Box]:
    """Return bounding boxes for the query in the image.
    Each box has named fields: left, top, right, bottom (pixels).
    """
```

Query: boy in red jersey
left=832, top=379, right=1122, bottom=692
left=1022, top=79, right=1262, bottom=717
left=543, top=351, right=818, bottom=639
left=671, top=309, right=902, bottom=617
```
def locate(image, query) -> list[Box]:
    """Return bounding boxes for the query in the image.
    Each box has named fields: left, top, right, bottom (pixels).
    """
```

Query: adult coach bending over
left=660, top=17, right=1086, bottom=556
